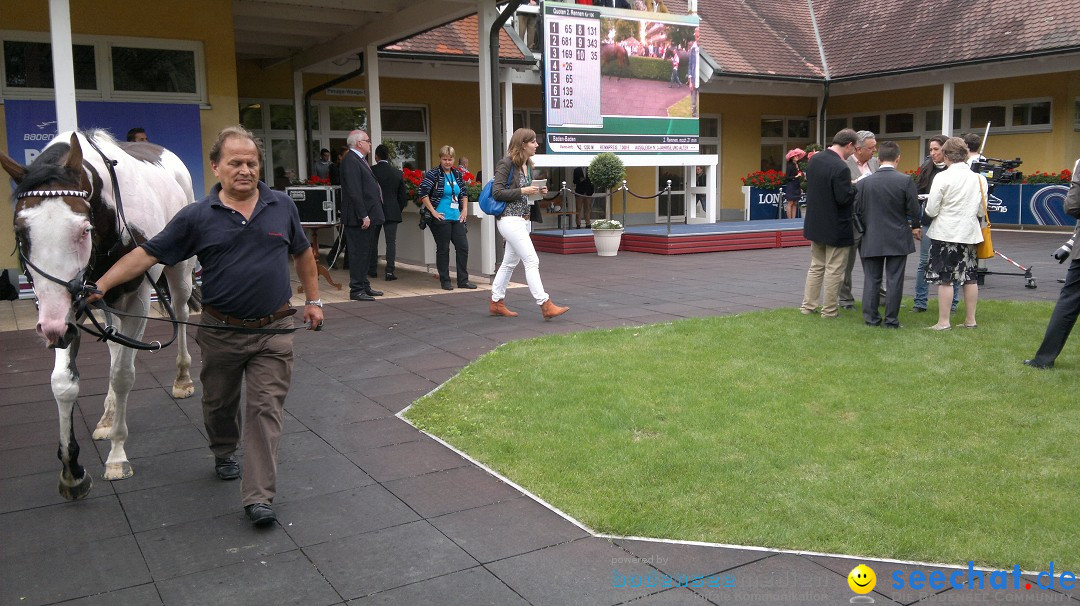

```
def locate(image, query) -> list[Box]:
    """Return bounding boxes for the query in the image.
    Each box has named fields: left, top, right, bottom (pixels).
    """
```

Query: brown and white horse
left=1, top=130, right=198, bottom=500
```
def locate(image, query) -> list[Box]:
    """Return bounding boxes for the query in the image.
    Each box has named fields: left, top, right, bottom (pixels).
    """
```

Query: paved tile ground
left=1, top=230, right=1075, bottom=606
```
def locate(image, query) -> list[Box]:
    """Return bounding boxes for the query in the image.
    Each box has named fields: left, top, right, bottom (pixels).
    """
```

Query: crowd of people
left=800, top=128, right=991, bottom=330
left=74, top=120, right=1077, bottom=530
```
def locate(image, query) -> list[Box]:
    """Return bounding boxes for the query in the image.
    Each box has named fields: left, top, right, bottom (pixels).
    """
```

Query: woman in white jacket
left=924, top=137, right=987, bottom=330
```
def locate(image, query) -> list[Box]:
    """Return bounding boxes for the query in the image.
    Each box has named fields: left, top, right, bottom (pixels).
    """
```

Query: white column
left=478, top=1, right=498, bottom=276
left=293, top=71, right=307, bottom=180
left=707, top=164, right=716, bottom=222
left=942, top=82, right=955, bottom=137
left=503, top=72, right=514, bottom=147
left=48, top=0, right=78, bottom=132
left=366, top=43, right=382, bottom=145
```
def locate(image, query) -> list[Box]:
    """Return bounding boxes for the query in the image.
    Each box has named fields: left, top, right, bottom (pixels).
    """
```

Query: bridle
left=14, top=141, right=297, bottom=351
left=13, top=186, right=185, bottom=351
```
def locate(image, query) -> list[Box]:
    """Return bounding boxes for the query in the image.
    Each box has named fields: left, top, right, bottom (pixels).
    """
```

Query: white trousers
left=491, top=216, right=549, bottom=305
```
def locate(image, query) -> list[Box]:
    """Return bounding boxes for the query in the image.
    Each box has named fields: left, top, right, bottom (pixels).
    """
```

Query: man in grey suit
left=340, top=129, right=385, bottom=301
left=370, top=144, right=408, bottom=281
left=839, top=130, right=879, bottom=308
left=854, top=141, right=921, bottom=328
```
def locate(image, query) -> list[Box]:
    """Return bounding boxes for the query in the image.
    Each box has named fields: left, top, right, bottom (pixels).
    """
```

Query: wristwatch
left=305, top=299, right=323, bottom=308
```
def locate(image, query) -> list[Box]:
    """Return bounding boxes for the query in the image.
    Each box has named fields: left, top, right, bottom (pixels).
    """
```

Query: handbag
left=478, top=166, right=516, bottom=217
left=976, top=179, right=994, bottom=259
left=529, top=201, right=544, bottom=223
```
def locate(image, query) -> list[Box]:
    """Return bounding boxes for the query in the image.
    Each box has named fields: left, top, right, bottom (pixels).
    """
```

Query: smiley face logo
left=848, top=564, right=876, bottom=594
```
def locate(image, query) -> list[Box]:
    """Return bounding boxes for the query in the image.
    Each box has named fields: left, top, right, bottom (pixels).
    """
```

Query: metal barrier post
left=561, top=181, right=568, bottom=234
left=665, top=180, right=673, bottom=236
left=621, top=180, right=627, bottom=228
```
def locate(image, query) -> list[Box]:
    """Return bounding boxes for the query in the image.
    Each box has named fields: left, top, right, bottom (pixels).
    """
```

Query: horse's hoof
left=103, top=462, right=133, bottom=480
left=172, top=381, right=195, bottom=399
left=58, top=472, right=93, bottom=500
left=92, top=426, right=112, bottom=441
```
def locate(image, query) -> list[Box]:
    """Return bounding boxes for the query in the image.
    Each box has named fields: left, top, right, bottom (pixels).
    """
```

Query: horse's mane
left=11, top=142, right=78, bottom=200
left=11, top=130, right=123, bottom=201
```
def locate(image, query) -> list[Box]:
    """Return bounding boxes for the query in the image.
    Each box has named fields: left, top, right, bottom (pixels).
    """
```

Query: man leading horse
left=89, top=126, right=324, bottom=526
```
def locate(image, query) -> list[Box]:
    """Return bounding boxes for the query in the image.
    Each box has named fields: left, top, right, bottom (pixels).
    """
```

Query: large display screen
left=542, top=1, right=700, bottom=154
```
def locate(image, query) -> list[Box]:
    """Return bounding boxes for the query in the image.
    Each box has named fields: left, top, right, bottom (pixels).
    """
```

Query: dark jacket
left=803, top=149, right=855, bottom=247
left=339, top=150, right=384, bottom=227
left=855, top=166, right=921, bottom=258
left=916, top=158, right=947, bottom=227
left=491, top=156, right=524, bottom=202
left=371, top=160, right=408, bottom=223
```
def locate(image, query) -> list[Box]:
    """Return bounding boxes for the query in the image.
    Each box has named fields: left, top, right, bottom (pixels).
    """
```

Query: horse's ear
left=0, top=149, right=27, bottom=184
left=64, top=133, right=84, bottom=173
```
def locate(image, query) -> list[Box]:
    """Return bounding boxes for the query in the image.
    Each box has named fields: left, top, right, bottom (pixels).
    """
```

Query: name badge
left=450, top=202, right=459, bottom=210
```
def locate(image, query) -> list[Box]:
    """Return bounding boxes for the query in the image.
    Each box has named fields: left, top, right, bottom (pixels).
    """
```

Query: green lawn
left=405, top=300, right=1079, bottom=570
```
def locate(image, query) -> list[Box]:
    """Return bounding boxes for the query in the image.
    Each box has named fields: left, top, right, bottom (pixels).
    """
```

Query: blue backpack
left=478, top=167, right=515, bottom=216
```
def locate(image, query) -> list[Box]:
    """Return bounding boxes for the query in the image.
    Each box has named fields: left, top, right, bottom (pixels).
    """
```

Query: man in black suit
left=854, top=141, right=921, bottom=328
left=340, top=130, right=385, bottom=301
left=800, top=129, right=858, bottom=318
left=370, top=144, right=409, bottom=281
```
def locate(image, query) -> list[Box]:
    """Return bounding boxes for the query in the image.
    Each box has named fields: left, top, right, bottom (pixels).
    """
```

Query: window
left=924, top=109, right=962, bottom=133
left=851, top=115, right=880, bottom=134
left=970, top=105, right=1006, bottom=128
left=884, top=112, right=915, bottom=134
left=329, top=106, right=366, bottom=131
left=825, top=117, right=847, bottom=137
left=111, top=46, right=196, bottom=94
left=1012, top=101, right=1050, bottom=127
left=1, top=32, right=206, bottom=103
left=3, top=40, right=96, bottom=90
left=760, top=116, right=814, bottom=172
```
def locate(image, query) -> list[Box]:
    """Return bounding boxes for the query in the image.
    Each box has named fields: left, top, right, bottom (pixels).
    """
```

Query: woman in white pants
left=489, top=128, right=569, bottom=319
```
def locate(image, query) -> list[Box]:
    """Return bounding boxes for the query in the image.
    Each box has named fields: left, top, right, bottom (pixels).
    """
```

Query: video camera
left=971, top=157, right=1023, bottom=186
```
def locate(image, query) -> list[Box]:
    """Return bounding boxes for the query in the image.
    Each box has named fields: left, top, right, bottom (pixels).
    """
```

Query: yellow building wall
left=1, top=0, right=239, bottom=267
left=829, top=72, right=1080, bottom=175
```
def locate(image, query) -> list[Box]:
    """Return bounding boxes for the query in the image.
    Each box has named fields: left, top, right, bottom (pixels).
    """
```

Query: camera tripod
left=976, top=248, right=1037, bottom=289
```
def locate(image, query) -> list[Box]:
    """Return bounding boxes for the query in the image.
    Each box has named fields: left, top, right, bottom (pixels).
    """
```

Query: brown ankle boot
left=489, top=300, right=518, bottom=317
left=541, top=299, right=569, bottom=320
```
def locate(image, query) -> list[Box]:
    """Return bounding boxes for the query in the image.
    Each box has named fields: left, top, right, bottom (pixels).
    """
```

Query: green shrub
left=589, top=152, right=626, bottom=192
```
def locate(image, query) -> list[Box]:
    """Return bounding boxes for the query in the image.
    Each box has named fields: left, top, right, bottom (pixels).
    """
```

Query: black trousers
left=1031, top=256, right=1080, bottom=366
left=428, top=220, right=469, bottom=286
left=861, top=255, right=906, bottom=327
left=368, top=221, right=400, bottom=274
left=344, top=224, right=374, bottom=296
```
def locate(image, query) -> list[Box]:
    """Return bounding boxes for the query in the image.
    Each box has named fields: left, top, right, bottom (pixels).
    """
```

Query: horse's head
left=3, top=134, right=95, bottom=349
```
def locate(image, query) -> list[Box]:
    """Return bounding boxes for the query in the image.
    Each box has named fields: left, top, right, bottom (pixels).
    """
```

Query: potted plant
left=740, top=169, right=787, bottom=220
left=589, top=152, right=626, bottom=195
left=591, top=218, right=624, bottom=256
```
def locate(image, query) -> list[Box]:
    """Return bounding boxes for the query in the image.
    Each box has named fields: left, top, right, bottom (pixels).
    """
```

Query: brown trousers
left=195, top=315, right=294, bottom=506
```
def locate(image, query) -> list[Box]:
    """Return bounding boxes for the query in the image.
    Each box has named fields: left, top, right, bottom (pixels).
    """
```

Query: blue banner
left=4, top=100, right=204, bottom=197
left=748, top=187, right=785, bottom=220
left=986, top=184, right=1074, bottom=226
left=986, top=184, right=1021, bottom=225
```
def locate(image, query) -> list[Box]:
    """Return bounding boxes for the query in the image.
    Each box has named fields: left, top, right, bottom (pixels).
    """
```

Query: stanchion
left=561, top=181, right=569, bottom=234
left=665, top=181, right=673, bottom=236
left=621, top=180, right=627, bottom=228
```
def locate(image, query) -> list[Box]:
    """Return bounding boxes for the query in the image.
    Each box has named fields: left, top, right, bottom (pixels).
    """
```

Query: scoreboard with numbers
left=541, top=1, right=700, bottom=155
left=545, top=8, right=602, bottom=127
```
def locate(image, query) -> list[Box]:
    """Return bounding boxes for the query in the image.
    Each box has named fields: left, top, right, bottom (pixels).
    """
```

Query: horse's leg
left=101, top=300, right=148, bottom=481
left=164, top=261, right=195, bottom=399
left=53, top=334, right=92, bottom=500
left=92, top=338, right=120, bottom=441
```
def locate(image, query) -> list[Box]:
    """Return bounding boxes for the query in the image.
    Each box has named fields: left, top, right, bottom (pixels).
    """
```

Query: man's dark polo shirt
left=142, top=182, right=309, bottom=318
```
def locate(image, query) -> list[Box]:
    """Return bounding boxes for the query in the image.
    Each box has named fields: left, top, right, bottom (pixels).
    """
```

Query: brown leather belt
left=202, top=303, right=295, bottom=328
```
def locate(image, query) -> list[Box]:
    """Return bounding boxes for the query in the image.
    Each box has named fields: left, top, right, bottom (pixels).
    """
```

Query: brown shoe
left=489, top=300, right=519, bottom=317
left=541, top=299, right=569, bottom=320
